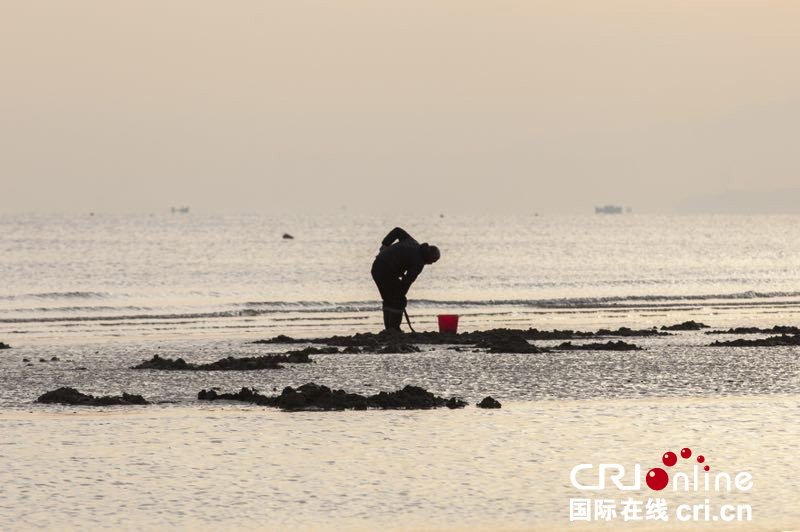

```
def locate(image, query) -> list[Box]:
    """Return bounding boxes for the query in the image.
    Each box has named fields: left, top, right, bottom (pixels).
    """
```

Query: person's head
left=422, top=244, right=440, bottom=264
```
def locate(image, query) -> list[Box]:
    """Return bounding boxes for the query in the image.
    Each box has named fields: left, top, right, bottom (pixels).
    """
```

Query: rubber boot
left=383, top=309, right=403, bottom=332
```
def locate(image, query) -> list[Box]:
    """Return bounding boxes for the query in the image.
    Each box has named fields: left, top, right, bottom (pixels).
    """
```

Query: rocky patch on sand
left=477, top=396, right=502, bottom=409
left=706, top=325, right=800, bottom=335
left=709, top=334, right=800, bottom=347
left=285, top=346, right=338, bottom=356
left=251, top=335, right=305, bottom=345
left=246, top=325, right=685, bottom=356
left=556, top=340, right=643, bottom=351
left=511, top=329, right=590, bottom=341
left=133, top=352, right=312, bottom=371
left=661, top=321, right=709, bottom=331
left=198, top=383, right=467, bottom=411
left=377, top=343, right=421, bottom=354
left=521, top=327, right=667, bottom=339
left=37, top=387, right=149, bottom=406
left=255, top=329, right=546, bottom=351
left=592, top=327, right=670, bottom=337
left=476, top=334, right=542, bottom=353
left=253, top=326, right=667, bottom=347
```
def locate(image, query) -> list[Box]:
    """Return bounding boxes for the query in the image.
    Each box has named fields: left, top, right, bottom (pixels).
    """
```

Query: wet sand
left=2, top=329, right=799, bottom=408
left=1, top=395, right=797, bottom=530
left=2, top=323, right=799, bottom=529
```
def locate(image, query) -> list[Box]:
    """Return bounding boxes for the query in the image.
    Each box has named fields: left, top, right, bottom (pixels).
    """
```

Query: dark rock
left=276, top=326, right=669, bottom=347
left=706, top=325, right=800, bottom=335
left=198, top=387, right=274, bottom=405
left=200, top=355, right=287, bottom=370
left=302, top=329, right=490, bottom=347
left=475, top=327, right=666, bottom=340
left=519, top=329, right=589, bottom=340
left=22, top=358, right=29, bottom=362
left=250, top=335, right=304, bottom=344
left=444, top=397, right=466, bottom=409
left=247, top=326, right=666, bottom=355
left=477, top=334, right=541, bottom=354
left=253, top=329, right=548, bottom=353
left=315, top=330, right=410, bottom=348
left=37, top=387, right=149, bottom=406
left=556, top=340, right=642, bottom=351
left=50, top=356, right=60, bottom=361
left=286, top=346, right=338, bottom=357
left=282, top=233, right=294, bottom=239
left=132, top=352, right=313, bottom=371
left=278, top=388, right=309, bottom=410
left=361, top=385, right=466, bottom=410
left=0, top=342, right=10, bottom=349
left=661, top=321, right=710, bottom=331
left=401, top=387, right=464, bottom=409
left=198, top=382, right=467, bottom=411
left=593, top=327, right=670, bottom=337
left=709, top=334, right=800, bottom=347
left=132, top=355, right=191, bottom=370
left=376, top=343, right=421, bottom=354
left=39, top=358, right=46, bottom=362
left=477, top=396, right=502, bottom=409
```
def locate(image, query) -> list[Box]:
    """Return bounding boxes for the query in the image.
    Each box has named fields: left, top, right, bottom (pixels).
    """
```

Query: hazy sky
left=3, top=1, right=799, bottom=213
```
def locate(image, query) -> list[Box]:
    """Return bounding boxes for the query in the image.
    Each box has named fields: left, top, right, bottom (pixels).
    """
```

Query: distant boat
left=171, top=206, right=190, bottom=214
left=595, top=205, right=623, bottom=214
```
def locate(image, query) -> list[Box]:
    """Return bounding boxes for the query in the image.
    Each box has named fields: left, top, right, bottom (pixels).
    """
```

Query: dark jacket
left=374, top=227, right=426, bottom=294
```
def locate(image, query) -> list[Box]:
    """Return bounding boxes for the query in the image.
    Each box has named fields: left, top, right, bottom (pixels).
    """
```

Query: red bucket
left=438, top=314, right=459, bottom=334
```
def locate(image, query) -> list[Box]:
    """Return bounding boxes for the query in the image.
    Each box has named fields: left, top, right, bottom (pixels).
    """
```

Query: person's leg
left=385, top=305, right=403, bottom=330
left=381, top=280, right=404, bottom=331
left=372, top=261, right=404, bottom=331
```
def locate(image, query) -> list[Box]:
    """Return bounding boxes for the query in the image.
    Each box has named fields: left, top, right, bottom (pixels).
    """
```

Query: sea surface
left=2, top=212, right=800, bottom=341
left=1, top=213, right=799, bottom=530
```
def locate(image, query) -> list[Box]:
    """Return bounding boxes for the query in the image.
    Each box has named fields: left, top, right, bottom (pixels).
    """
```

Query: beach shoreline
left=2, top=394, right=797, bottom=530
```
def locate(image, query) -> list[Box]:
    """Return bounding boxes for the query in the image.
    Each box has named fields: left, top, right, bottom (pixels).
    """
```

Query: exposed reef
left=37, top=387, right=149, bottom=406
left=248, top=327, right=666, bottom=355
left=377, top=343, right=421, bottom=354
left=251, top=334, right=303, bottom=344
left=476, top=334, right=542, bottom=354
left=477, top=396, right=502, bottom=409
left=556, top=340, right=643, bottom=351
left=592, top=327, right=670, bottom=337
left=252, top=326, right=668, bottom=348
left=709, top=334, right=800, bottom=347
left=706, top=326, right=800, bottom=335
left=198, top=383, right=467, bottom=411
left=132, top=353, right=312, bottom=371
left=661, top=321, right=709, bottom=331
left=286, top=346, right=338, bottom=356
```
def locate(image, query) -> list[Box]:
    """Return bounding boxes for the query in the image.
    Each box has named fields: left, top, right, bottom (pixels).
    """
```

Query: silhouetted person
left=371, top=227, right=440, bottom=331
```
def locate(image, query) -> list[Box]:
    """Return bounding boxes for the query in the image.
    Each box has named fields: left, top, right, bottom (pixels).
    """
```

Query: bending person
left=371, top=227, right=440, bottom=332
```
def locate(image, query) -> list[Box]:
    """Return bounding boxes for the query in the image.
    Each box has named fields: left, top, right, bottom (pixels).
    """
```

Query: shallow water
left=3, top=213, right=800, bottom=343
left=2, top=213, right=800, bottom=529
left=2, top=329, right=799, bottom=529
left=1, top=331, right=799, bottom=409
left=1, top=395, right=797, bottom=530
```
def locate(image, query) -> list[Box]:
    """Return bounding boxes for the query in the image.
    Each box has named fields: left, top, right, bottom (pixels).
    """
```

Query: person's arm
left=400, top=264, right=423, bottom=295
left=381, top=227, right=412, bottom=248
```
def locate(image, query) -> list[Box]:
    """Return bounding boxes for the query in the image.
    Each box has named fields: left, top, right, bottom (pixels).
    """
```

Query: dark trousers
left=371, top=259, right=406, bottom=330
